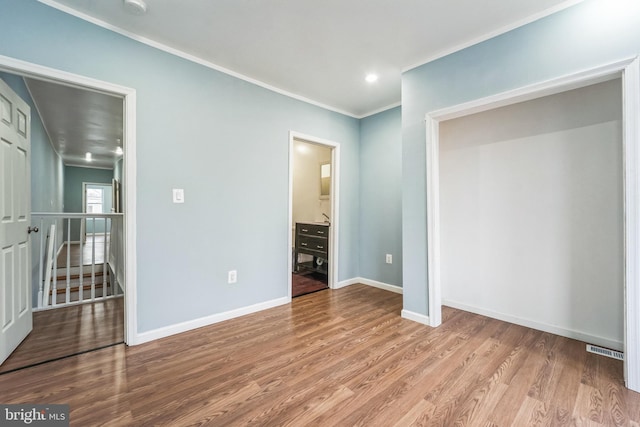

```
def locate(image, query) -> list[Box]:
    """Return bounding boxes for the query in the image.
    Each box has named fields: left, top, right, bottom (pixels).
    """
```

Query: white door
left=0, top=78, right=32, bottom=365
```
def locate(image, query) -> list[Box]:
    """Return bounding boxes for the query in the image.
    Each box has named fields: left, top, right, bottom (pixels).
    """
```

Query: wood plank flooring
left=0, top=297, right=124, bottom=374
left=0, top=285, right=638, bottom=426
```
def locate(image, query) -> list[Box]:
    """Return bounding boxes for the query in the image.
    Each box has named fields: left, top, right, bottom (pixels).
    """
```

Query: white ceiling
left=40, top=0, right=582, bottom=118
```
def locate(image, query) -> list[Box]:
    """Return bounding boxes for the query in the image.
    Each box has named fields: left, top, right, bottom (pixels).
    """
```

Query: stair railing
left=31, top=213, right=124, bottom=310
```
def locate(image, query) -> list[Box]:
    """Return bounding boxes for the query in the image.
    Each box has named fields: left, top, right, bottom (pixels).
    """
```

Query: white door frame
left=424, top=57, right=640, bottom=391
left=0, top=54, right=138, bottom=346
left=288, top=131, right=341, bottom=300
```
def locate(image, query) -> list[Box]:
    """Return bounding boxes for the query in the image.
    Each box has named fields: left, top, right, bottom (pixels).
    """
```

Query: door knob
left=27, top=226, right=39, bottom=234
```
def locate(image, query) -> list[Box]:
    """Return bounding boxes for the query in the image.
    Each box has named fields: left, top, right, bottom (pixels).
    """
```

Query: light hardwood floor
left=0, top=285, right=638, bottom=426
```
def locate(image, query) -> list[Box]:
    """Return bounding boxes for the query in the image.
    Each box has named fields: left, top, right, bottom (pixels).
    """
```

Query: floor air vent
left=586, top=344, right=624, bottom=361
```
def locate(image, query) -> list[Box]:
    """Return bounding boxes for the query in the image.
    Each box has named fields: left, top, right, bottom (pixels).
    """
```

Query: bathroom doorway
left=289, top=132, right=339, bottom=298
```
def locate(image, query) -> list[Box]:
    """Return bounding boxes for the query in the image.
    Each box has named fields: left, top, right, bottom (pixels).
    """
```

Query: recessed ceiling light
left=365, top=74, right=378, bottom=83
left=124, top=0, right=147, bottom=15
left=85, top=152, right=92, bottom=161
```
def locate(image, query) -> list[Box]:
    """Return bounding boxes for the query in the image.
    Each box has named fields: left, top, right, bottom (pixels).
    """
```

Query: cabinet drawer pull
left=301, top=242, right=308, bottom=246
left=316, top=230, right=325, bottom=235
left=317, top=245, right=324, bottom=249
left=301, top=228, right=309, bottom=232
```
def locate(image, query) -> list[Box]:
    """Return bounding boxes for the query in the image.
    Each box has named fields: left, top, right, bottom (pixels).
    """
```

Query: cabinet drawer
left=297, top=235, right=328, bottom=253
left=296, top=223, right=329, bottom=237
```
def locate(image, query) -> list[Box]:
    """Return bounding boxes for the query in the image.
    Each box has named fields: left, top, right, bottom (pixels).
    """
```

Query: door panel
left=0, top=78, right=32, bottom=366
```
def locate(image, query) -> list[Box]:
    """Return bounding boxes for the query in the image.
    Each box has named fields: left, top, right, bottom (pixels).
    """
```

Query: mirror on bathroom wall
left=320, top=162, right=331, bottom=199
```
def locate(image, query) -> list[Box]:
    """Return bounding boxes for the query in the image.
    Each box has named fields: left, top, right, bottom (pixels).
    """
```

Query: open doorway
left=288, top=132, right=340, bottom=299
left=0, top=56, right=136, bottom=374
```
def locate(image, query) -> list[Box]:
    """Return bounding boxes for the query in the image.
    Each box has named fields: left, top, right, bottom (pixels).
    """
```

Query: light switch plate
left=173, top=188, right=184, bottom=203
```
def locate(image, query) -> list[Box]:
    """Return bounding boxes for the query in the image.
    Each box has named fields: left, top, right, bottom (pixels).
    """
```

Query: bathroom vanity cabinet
left=294, top=222, right=329, bottom=275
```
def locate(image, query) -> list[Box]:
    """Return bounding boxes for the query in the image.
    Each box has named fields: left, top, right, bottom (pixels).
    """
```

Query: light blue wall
left=359, top=107, right=402, bottom=286
left=401, top=0, right=640, bottom=315
left=0, top=71, right=65, bottom=307
left=0, top=0, right=360, bottom=332
left=64, top=166, right=114, bottom=214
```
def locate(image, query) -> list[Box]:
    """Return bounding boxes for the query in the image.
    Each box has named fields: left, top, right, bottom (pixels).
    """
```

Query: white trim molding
left=444, top=299, right=623, bottom=352
left=622, top=57, right=640, bottom=390
left=401, top=309, right=430, bottom=326
left=0, top=54, right=138, bottom=348
left=403, top=0, right=585, bottom=73
left=135, top=297, right=290, bottom=345
left=335, top=278, right=361, bottom=289
left=358, top=278, right=403, bottom=294
left=424, top=57, right=640, bottom=392
left=334, top=277, right=403, bottom=294
left=37, top=0, right=363, bottom=119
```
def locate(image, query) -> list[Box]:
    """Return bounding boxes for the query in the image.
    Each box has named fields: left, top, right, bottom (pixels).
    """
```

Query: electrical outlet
left=228, top=270, right=237, bottom=284
left=386, top=254, right=392, bottom=264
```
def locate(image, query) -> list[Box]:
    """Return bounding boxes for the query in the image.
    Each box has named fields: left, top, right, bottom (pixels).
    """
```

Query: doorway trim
left=0, top=54, right=138, bottom=346
left=424, top=56, right=640, bottom=391
left=288, top=131, right=340, bottom=300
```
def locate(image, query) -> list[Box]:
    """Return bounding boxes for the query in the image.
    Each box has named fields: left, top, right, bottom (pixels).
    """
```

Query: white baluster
left=91, top=217, right=96, bottom=300
left=103, top=218, right=108, bottom=298
left=79, top=218, right=84, bottom=302
left=42, top=223, right=56, bottom=307
left=52, top=222, right=58, bottom=307
left=37, top=217, right=44, bottom=308
left=66, top=218, right=71, bottom=304
left=114, top=218, right=120, bottom=295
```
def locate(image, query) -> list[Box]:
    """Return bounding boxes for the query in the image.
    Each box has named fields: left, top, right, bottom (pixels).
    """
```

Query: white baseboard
left=443, top=299, right=623, bottom=352
left=401, top=309, right=430, bottom=325
left=334, top=277, right=361, bottom=289
left=335, top=277, right=403, bottom=294
left=132, top=296, right=290, bottom=345
left=134, top=278, right=403, bottom=346
left=358, top=277, right=403, bottom=294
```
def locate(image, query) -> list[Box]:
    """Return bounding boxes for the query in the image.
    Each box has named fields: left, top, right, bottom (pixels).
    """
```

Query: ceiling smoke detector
left=123, top=0, right=147, bottom=15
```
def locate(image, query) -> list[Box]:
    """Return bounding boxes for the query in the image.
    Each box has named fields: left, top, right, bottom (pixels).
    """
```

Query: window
left=86, top=188, right=103, bottom=214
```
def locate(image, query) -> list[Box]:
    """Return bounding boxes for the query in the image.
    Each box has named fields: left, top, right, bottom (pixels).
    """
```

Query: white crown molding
left=36, top=0, right=583, bottom=119
left=37, top=0, right=360, bottom=119
left=402, top=0, right=585, bottom=73
left=357, top=101, right=402, bottom=119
